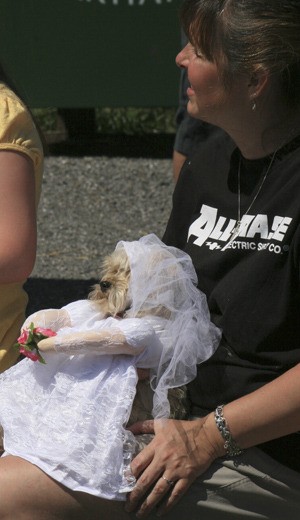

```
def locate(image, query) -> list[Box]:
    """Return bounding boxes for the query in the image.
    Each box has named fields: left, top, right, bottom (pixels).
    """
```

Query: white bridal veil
left=117, top=234, right=221, bottom=419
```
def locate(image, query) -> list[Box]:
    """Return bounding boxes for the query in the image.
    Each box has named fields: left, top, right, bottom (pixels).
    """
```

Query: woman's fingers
left=127, top=470, right=194, bottom=518
left=128, top=419, right=154, bottom=435
left=136, top=475, right=192, bottom=518
left=156, top=478, right=192, bottom=516
left=125, top=418, right=216, bottom=517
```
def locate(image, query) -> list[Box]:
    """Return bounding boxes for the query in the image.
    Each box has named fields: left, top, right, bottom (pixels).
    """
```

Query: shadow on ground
left=24, top=278, right=98, bottom=316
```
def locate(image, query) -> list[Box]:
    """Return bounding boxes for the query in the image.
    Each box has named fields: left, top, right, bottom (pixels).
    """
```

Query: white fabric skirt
left=0, top=352, right=138, bottom=500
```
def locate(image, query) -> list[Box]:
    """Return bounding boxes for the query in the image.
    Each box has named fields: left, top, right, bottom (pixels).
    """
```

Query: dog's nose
left=100, top=281, right=112, bottom=292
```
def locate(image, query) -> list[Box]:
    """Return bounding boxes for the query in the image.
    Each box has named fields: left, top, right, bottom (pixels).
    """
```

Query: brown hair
left=181, top=0, right=300, bottom=105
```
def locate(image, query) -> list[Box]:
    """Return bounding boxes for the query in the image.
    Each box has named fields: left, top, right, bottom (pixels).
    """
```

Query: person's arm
left=38, top=317, right=161, bottom=360
left=172, top=150, right=188, bottom=183
left=214, top=362, right=300, bottom=450
left=38, top=329, right=145, bottom=356
left=0, top=150, right=36, bottom=283
left=125, top=362, right=300, bottom=517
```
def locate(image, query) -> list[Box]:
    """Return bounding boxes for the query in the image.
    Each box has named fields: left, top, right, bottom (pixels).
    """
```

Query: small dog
left=89, top=248, right=188, bottom=424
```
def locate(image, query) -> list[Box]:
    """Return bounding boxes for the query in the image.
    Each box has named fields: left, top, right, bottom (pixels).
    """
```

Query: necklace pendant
left=231, top=220, right=241, bottom=237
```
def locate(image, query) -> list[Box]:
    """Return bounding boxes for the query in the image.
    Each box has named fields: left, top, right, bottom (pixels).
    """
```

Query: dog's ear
left=108, top=281, right=130, bottom=315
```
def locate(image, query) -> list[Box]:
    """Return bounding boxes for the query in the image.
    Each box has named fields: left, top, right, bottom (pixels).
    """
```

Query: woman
left=0, top=1, right=300, bottom=518
left=0, top=65, right=44, bottom=373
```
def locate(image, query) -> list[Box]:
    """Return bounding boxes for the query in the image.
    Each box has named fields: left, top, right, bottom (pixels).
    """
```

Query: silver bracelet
left=214, top=405, right=243, bottom=457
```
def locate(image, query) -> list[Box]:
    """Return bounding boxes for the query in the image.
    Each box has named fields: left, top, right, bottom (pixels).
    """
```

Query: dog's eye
left=100, top=281, right=112, bottom=292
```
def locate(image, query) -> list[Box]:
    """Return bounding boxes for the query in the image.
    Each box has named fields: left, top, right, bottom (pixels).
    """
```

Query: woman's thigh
left=161, top=447, right=300, bottom=520
left=0, top=455, right=112, bottom=520
left=0, top=449, right=299, bottom=520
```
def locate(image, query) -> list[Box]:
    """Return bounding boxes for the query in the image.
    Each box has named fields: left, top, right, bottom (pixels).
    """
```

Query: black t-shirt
left=163, top=132, right=300, bottom=471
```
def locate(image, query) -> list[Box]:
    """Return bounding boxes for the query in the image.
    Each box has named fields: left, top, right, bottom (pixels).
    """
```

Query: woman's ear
left=248, top=65, right=270, bottom=103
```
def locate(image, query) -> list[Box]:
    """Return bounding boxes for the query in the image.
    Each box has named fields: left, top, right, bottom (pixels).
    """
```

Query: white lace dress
left=0, top=300, right=164, bottom=500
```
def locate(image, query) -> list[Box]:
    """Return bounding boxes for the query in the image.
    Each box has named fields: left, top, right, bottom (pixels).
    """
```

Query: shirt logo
left=188, top=204, right=292, bottom=254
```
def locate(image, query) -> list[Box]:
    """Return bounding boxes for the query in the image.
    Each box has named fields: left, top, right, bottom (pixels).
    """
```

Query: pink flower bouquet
left=15, top=322, right=56, bottom=364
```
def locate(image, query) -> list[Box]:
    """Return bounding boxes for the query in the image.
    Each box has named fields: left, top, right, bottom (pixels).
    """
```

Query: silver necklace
left=229, top=149, right=278, bottom=241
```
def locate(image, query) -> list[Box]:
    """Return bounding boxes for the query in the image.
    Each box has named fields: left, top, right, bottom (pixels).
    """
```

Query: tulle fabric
left=118, top=234, right=221, bottom=418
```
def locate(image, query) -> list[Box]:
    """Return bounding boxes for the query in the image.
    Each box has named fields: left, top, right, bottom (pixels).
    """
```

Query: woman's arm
left=0, top=151, right=36, bottom=283
left=215, top=361, right=300, bottom=450
left=125, top=362, right=300, bottom=517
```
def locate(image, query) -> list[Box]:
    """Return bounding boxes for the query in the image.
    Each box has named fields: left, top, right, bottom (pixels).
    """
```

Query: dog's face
left=88, top=249, right=131, bottom=316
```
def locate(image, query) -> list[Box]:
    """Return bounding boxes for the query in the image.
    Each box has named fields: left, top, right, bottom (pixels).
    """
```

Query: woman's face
left=176, top=43, right=248, bottom=129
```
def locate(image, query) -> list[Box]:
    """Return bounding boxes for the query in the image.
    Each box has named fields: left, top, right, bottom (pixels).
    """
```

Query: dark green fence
left=0, top=0, right=182, bottom=108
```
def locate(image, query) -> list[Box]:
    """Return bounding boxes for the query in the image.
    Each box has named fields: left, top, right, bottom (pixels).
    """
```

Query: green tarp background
left=0, top=0, right=182, bottom=107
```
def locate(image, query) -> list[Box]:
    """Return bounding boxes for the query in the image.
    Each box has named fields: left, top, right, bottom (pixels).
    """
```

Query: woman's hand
left=126, top=364, right=300, bottom=517
left=126, top=416, right=224, bottom=517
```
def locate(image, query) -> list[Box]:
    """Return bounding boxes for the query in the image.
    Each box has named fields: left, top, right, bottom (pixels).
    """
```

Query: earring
left=251, top=98, right=257, bottom=111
